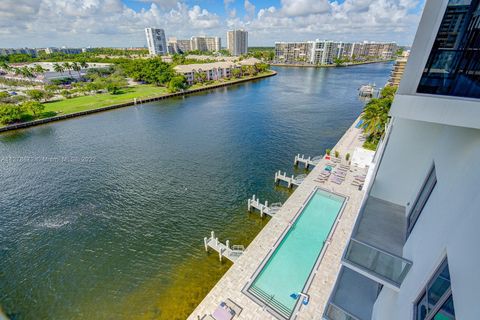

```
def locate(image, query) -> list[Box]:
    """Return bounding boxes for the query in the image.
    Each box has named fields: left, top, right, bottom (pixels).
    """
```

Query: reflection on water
left=0, top=64, right=392, bottom=319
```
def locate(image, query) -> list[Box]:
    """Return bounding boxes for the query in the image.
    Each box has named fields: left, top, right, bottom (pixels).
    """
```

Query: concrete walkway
left=189, top=116, right=369, bottom=320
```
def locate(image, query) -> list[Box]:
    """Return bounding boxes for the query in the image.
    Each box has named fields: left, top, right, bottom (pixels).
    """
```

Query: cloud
left=281, top=0, right=330, bottom=16
left=135, top=0, right=179, bottom=9
left=188, top=5, right=220, bottom=29
left=0, top=0, right=425, bottom=47
left=244, top=0, right=255, bottom=20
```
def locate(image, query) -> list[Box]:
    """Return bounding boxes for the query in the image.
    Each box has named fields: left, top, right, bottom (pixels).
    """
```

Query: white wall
left=372, top=124, right=480, bottom=320
left=370, top=118, right=441, bottom=206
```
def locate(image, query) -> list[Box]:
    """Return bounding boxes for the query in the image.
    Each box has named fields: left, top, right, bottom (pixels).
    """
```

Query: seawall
left=0, top=71, right=276, bottom=133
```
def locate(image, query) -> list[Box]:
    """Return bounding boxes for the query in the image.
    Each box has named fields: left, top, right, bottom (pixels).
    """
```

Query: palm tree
left=71, top=62, right=81, bottom=78
left=0, top=61, right=10, bottom=72
left=63, top=62, right=72, bottom=76
left=361, top=97, right=392, bottom=142
left=53, top=63, right=64, bottom=75
left=20, top=66, right=34, bottom=79
left=32, top=65, right=46, bottom=77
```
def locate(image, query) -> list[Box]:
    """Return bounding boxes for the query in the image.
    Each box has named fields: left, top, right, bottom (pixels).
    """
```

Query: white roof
left=239, top=57, right=261, bottom=66
left=174, top=62, right=237, bottom=73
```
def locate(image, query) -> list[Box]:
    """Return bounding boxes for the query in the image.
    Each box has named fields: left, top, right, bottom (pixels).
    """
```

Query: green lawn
left=43, top=85, right=169, bottom=115
left=1, top=72, right=275, bottom=128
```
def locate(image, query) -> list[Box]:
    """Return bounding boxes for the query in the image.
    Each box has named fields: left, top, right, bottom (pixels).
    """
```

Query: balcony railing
left=343, top=238, right=412, bottom=288
left=324, top=303, right=360, bottom=320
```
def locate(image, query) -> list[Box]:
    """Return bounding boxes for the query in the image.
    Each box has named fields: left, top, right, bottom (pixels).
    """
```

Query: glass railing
left=343, top=239, right=411, bottom=288
left=324, top=303, right=360, bottom=320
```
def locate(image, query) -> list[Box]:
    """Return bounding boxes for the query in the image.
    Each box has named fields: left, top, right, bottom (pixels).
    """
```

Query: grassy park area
left=43, top=85, right=169, bottom=115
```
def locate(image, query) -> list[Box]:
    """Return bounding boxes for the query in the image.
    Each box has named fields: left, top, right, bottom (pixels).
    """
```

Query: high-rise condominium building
left=227, top=30, right=248, bottom=56
left=274, top=40, right=398, bottom=65
left=145, top=28, right=167, bottom=55
left=191, top=36, right=221, bottom=52
left=388, top=51, right=410, bottom=87
left=324, top=1, right=480, bottom=319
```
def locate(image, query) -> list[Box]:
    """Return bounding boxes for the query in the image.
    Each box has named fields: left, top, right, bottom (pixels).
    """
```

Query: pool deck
left=189, top=116, right=369, bottom=320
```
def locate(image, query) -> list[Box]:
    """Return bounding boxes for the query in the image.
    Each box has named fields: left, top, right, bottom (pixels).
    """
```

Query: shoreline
left=271, top=60, right=392, bottom=68
left=0, top=71, right=276, bottom=133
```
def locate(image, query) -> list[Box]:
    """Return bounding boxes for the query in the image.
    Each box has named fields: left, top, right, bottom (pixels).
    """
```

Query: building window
left=417, top=0, right=480, bottom=98
left=415, top=259, right=455, bottom=320
left=407, top=164, right=437, bottom=236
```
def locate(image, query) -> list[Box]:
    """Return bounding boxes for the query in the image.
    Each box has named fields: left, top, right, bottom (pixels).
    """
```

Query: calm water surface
left=0, top=64, right=392, bottom=320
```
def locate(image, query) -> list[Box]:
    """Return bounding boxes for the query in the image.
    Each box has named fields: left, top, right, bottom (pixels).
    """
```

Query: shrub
left=334, top=150, right=339, bottom=158
left=346, top=153, right=351, bottom=161
left=0, top=103, right=26, bottom=124
left=326, top=148, right=331, bottom=156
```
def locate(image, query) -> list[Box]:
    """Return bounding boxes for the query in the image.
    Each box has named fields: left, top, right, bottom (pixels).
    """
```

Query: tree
left=256, top=63, right=269, bottom=73
left=361, top=94, right=393, bottom=146
left=71, top=62, right=82, bottom=77
left=0, top=103, right=26, bottom=124
left=232, top=68, right=242, bottom=78
left=26, top=89, right=45, bottom=102
left=23, top=101, right=45, bottom=117
left=32, top=64, right=46, bottom=75
left=0, top=92, right=9, bottom=100
left=20, top=66, right=34, bottom=79
left=80, top=61, right=88, bottom=69
left=119, top=58, right=175, bottom=85
left=193, top=71, right=207, bottom=84
left=53, top=63, right=64, bottom=75
left=63, top=62, right=72, bottom=76
left=168, top=75, right=188, bottom=92
left=380, top=86, right=397, bottom=99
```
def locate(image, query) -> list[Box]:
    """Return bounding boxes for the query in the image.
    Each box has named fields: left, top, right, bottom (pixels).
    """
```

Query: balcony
left=324, top=267, right=380, bottom=320
left=342, top=196, right=412, bottom=289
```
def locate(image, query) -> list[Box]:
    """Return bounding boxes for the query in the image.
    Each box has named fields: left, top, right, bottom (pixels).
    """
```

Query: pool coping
left=241, top=187, right=349, bottom=320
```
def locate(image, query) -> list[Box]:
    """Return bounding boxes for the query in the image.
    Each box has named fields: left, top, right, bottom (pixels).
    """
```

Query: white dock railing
left=294, top=154, right=322, bottom=169
left=204, top=231, right=244, bottom=263
left=247, top=195, right=282, bottom=217
left=274, top=171, right=306, bottom=188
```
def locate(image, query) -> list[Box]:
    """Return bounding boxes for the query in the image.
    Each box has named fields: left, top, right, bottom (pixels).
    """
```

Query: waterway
left=0, top=63, right=392, bottom=320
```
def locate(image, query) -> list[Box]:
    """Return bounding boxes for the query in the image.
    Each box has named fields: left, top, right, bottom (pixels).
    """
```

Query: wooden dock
left=274, top=171, right=306, bottom=188
left=204, top=231, right=245, bottom=263
left=247, top=195, right=282, bottom=217
left=294, top=154, right=322, bottom=169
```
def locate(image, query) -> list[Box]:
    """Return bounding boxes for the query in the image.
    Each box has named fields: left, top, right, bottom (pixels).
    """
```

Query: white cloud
left=0, top=0, right=425, bottom=47
left=281, top=0, right=330, bottom=16
left=244, top=0, right=255, bottom=20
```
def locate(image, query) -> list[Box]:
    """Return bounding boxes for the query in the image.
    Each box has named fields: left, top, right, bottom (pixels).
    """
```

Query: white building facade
left=227, top=30, right=248, bottom=56
left=324, top=1, right=480, bottom=320
left=145, top=28, right=167, bottom=55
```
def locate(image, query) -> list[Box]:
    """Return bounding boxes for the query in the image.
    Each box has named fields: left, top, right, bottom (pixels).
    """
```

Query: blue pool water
left=248, top=189, right=345, bottom=318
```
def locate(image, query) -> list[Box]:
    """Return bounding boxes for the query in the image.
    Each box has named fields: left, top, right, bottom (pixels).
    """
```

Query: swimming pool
left=245, top=189, right=346, bottom=319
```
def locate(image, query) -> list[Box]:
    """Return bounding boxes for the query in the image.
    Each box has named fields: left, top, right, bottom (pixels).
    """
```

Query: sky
left=0, top=0, right=426, bottom=48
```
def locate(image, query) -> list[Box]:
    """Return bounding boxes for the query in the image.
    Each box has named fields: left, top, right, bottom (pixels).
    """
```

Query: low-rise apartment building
left=174, top=62, right=236, bottom=85
left=174, top=58, right=261, bottom=85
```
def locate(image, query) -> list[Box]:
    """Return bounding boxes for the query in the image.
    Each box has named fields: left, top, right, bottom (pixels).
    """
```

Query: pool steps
left=249, top=284, right=291, bottom=319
